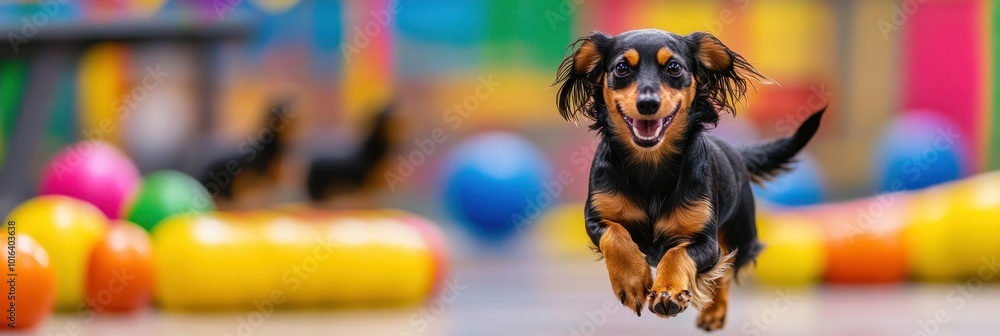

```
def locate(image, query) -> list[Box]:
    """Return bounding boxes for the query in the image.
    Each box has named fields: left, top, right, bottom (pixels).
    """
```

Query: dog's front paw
left=609, top=267, right=653, bottom=317
left=647, top=286, right=690, bottom=318
left=696, top=301, right=727, bottom=331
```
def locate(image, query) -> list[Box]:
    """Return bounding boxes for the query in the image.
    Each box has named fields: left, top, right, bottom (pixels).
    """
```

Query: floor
left=19, top=258, right=1000, bottom=336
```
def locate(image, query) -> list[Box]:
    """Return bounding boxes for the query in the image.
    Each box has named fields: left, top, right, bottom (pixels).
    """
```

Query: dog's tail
left=740, top=106, right=825, bottom=184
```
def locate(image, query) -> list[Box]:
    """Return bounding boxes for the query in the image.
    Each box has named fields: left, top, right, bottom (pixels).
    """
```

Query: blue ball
left=875, top=112, right=968, bottom=192
left=753, top=155, right=826, bottom=207
left=442, top=132, right=553, bottom=242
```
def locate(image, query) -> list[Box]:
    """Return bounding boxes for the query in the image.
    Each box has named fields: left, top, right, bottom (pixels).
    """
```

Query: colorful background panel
left=0, top=1, right=999, bottom=334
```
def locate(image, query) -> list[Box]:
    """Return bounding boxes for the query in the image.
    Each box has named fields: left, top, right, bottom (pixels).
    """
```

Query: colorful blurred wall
left=0, top=0, right=996, bottom=208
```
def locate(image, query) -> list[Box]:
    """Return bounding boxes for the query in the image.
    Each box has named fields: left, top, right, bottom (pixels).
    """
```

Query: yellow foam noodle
left=753, top=212, right=825, bottom=287
left=153, top=210, right=438, bottom=310
left=312, top=215, right=433, bottom=305
left=941, top=172, right=1000, bottom=279
left=903, top=186, right=961, bottom=282
left=154, top=213, right=273, bottom=309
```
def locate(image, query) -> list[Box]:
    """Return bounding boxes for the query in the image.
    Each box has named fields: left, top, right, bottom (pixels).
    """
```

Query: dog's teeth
left=632, top=126, right=657, bottom=141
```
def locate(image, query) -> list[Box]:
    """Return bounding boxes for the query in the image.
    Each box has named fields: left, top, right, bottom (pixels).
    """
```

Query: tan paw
left=696, top=301, right=727, bottom=331
left=647, top=287, right=690, bottom=318
left=610, top=267, right=653, bottom=316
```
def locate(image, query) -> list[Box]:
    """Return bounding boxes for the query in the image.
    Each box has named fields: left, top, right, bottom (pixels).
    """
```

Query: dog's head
left=555, top=29, right=770, bottom=162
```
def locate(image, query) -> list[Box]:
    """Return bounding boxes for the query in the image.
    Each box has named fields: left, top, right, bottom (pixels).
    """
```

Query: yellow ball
left=753, top=213, right=825, bottom=286
left=534, top=203, right=593, bottom=258
left=5, top=196, right=109, bottom=309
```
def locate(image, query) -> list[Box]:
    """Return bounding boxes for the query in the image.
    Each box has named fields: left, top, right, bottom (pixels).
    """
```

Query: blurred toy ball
left=442, top=132, right=554, bottom=242
left=753, top=154, right=825, bottom=207
left=39, top=141, right=141, bottom=219
left=0, top=235, right=57, bottom=330
left=87, top=221, right=155, bottom=312
left=125, top=170, right=215, bottom=232
left=5, top=196, right=109, bottom=309
left=875, top=111, right=967, bottom=192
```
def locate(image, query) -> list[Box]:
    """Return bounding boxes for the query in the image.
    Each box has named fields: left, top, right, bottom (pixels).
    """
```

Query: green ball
left=125, top=170, right=215, bottom=232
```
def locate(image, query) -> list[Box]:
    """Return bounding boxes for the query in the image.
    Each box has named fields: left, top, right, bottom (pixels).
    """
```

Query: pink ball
left=39, top=141, right=141, bottom=219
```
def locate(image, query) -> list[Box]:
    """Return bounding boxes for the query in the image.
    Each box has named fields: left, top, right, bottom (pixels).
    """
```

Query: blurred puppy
left=198, top=100, right=295, bottom=207
left=553, top=29, right=823, bottom=331
left=306, top=101, right=395, bottom=205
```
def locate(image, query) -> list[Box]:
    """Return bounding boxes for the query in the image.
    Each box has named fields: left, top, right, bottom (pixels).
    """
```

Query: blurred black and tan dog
left=306, top=101, right=396, bottom=205
left=197, top=100, right=296, bottom=208
left=197, top=100, right=395, bottom=209
left=553, top=29, right=823, bottom=331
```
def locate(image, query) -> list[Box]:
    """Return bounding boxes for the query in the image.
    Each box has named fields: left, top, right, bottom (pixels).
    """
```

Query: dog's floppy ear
left=687, top=32, right=774, bottom=114
left=554, top=31, right=612, bottom=122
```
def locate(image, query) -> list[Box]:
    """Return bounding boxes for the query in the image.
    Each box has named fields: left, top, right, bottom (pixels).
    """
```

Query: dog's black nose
left=636, top=97, right=660, bottom=115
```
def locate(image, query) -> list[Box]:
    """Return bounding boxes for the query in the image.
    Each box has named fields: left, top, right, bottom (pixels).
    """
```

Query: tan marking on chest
left=655, top=198, right=712, bottom=237
left=592, top=192, right=647, bottom=224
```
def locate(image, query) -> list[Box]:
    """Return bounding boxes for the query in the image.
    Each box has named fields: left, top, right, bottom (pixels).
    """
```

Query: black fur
left=741, top=111, right=825, bottom=183
left=555, top=29, right=825, bottom=279
left=306, top=102, right=394, bottom=202
left=198, top=100, right=293, bottom=200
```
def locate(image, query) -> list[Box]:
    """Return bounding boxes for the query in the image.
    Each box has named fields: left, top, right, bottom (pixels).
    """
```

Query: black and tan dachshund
left=554, top=29, right=824, bottom=331
left=197, top=100, right=295, bottom=205
left=306, top=101, right=395, bottom=204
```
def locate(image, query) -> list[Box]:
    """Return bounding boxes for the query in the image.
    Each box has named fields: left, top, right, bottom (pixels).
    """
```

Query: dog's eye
left=614, top=62, right=630, bottom=77
left=666, top=60, right=683, bottom=77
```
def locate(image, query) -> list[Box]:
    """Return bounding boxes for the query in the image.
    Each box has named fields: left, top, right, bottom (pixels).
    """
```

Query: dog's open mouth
left=621, top=104, right=679, bottom=148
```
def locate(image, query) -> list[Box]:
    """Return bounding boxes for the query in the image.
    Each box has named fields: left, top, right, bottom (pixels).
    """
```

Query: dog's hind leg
left=696, top=268, right=732, bottom=331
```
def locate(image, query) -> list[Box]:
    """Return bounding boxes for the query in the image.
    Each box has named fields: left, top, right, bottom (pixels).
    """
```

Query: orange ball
left=2, top=234, right=57, bottom=330
left=86, top=221, right=155, bottom=313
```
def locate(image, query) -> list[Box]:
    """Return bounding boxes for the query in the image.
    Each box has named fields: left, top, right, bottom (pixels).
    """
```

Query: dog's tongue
left=634, top=118, right=662, bottom=137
